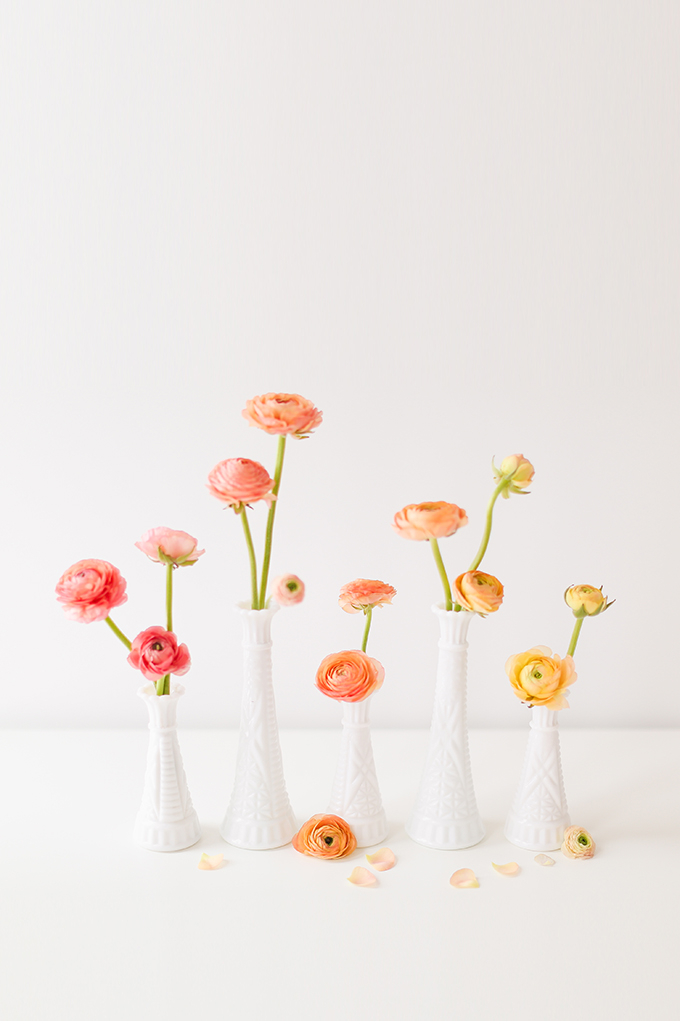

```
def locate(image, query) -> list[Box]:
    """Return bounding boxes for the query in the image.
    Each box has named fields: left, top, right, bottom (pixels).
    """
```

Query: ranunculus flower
left=453, top=571, right=504, bottom=615
left=55, top=559, right=128, bottom=623
left=292, top=814, right=357, bottom=858
left=392, top=502, right=468, bottom=541
left=242, top=393, right=323, bottom=437
left=127, top=626, right=191, bottom=681
left=135, top=527, right=205, bottom=566
left=506, top=645, right=576, bottom=710
left=564, top=584, right=611, bottom=618
left=315, top=650, right=385, bottom=702
left=492, top=454, right=535, bottom=497
left=271, top=574, right=305, bottom=606
left=338, top=579, right=396, bottom=614
left=206, top=458, right=276, bottom=508
left=561, top=825, right=596, bottom=859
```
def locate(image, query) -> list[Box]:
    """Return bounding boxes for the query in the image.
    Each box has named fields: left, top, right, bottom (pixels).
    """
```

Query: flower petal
left=347, top=866, right=377, bottom=887
left=365, top=848, right=396, bottom=871
left=198, top=853, right=224, bottom=871
left=534, top=854, right=556, bottom=867
left=491, top=861, right=520, bottom=876
left=450, top=868, right=479, bottom=888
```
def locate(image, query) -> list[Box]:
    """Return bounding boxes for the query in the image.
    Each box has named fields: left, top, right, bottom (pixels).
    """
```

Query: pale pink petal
left=347, top=866, right=377, bottom=887
left=365, top=847, right=396, bottom=871
left=492, top=861, right=520, bottom=876
left=198, top=853, right=224, bottom=871
left=450, top=868, right=479, bottom=888
left=534, top=854, right=556, bottom=866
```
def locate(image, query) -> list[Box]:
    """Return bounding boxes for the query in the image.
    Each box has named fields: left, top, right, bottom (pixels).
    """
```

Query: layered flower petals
left=453, top=571, right=504, bottom=615
left=135, top=527, right=205, bottom=566
left=564, top=584, right=612, bottom=618
left=55, top=559, right=128, bottom=624
left=315, top=650, right=385, bottom=702
left=207, top=458, right=275, bottom=508
left=271, top=574, right=305, bottom=606
left=242, top=393, right=323, bottom=437
left=493, top=454, right=535, bottom=497
left=392, top=502, right=468, bottom=541
left=127, top=626, right=191, bottom=682
left=338, top=579, right=396, bottom=614
left=292, top=815, right=357, bottom=859
left=506, top=645, right=576, bottom=710
left=562, top=826, right=596, bottom=859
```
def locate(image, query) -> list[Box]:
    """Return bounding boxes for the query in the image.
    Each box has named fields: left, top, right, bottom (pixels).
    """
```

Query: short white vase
left=504, top=705, right=570, bottom=851
left=406, top=606, right=485, bottom=850
left=327, top=695, right=388, bottom=848
left=134, top=681, right=201, bottom=852
left=221, top=602, right=296, bottom=849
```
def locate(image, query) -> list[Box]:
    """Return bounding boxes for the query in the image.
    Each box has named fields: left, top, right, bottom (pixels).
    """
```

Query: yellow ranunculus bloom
left=492, top=454, right=535, bottom=498
left=506, top=645, right=576, bottom=710
left=564, top=584, right=609, bottom=618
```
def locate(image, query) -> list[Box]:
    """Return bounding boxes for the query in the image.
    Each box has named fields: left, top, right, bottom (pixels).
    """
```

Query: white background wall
left=1, top=1, right=678, bottom=729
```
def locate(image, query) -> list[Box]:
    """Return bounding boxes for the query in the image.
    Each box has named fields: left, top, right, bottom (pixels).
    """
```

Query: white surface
left=1, top=727, right=678, bottom=1020
left=1, top=2, right=679, bottom=729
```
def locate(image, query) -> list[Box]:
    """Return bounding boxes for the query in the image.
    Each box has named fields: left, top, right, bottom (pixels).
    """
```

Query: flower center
left=152, top=642, right=163, bottom=651
left=324, top=836, right=333, bottom=845
left=578, top=835, right=589, bottom=845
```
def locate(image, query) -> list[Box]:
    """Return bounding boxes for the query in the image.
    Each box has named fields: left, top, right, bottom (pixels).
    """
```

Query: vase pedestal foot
left=134, top=811, right=201, bottom=852
left=220, top=811, right=296, bottom=851
left=406, top=814, right=485, bottom=851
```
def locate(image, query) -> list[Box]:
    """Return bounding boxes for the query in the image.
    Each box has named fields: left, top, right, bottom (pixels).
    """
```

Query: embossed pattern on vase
left=328, top=696, right=388, bottom=847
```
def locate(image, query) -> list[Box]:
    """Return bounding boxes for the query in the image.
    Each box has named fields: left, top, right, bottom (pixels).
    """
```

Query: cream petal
left=198, top=853, right=224, bottom=871
left=491, top=861, right=520, bottom=876
left=365, top=848, right=396, bottom=871
left=347, top=866, right=377, bottom=887
left=450, top=868, right=479, bottom=888
left=534, top=854, right=556, bottom=866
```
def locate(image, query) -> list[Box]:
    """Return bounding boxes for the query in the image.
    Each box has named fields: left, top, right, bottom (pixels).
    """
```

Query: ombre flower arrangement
left=207, top=393, right=322, bottom=609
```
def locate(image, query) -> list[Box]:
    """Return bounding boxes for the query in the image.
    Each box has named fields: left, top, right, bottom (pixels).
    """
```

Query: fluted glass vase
left=327, top=695, right=388, bottom=848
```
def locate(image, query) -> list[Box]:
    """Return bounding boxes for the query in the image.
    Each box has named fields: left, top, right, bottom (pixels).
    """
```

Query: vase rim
left=137, top=681, right=185, bottom=701
left=431, top=603, right=474, bottom=617
left=234, top=600, right=281, bottom=616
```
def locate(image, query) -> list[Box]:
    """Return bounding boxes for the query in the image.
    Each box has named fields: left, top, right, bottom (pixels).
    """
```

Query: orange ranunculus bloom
left=453, top=571, right=504, bottom=615
left=242, top=392, right=323, bottom=437
left=506, top=645, right=576, bottom=710
left=392, top=502, right=468, bottom=541
left=338, top=579, right=396, bottom=614
left=315, top=650, right=385, bottom=702
left=292, top=815, right=357, bottom=859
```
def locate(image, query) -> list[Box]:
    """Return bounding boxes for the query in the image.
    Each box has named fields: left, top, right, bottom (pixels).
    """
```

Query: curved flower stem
left=468, top=476, right=511, bottom=573
left=240, top=506, right=259, bottom=610
left=166, top=564, right=173, bottom=633
left=430, top=538, right=453, bottom=611
left=567, top=618, right=584, bottom=658
left=105, top=616, right=131, bottom=650
left=361, top=607, right=373, bottom=653
left=258, top=435, right=287, bottom=609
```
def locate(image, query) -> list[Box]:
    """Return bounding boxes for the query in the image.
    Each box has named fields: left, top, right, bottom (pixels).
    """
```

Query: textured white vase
left=406, top=606, right=485, bottom=849
left=504, top=704, right=570, bottom=851
left=134, top=681, right=201, bottom=852
left=221, top=603, right=296, bottom=849
left=327, top=695, right=388, bottom=848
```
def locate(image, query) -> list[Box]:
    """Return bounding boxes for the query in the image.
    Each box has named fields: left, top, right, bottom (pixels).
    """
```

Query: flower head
left=271, top=574, right=305, bottom=606
left=207, top=458, right=276, bottom=509
left=392, top=502, right=468, bottom=541
left=315, top=649, right=385, bottom=702
left=564, top=584, right=613, bottom=618
left=292, top=815, right=357, bottom=858
left=242, top=393, right=323, bottom=438
left=338, top=579, right=396, bottom=614
left=492, top=454, right=535, bottom=498
left=562, top=825, right=596, bottom=859
left=135, top=527, right=205, bottom=567
left=127, top=626, right=191, bottom=682
left=453, top=571, right=504, bottom=615
left=506, top=645, right=576, bottom=710
left=56, top=559, right=128, bottom=623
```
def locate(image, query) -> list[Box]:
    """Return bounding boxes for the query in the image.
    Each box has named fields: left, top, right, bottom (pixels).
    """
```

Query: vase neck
left=236, top=602, right=279, bottom=646
left=432, top=605, right=474, bottom=645
left=530, top=705, right=559, bottom=729
left=341, top=697, right=371, bottom=726
left=137, top=682, right=183, bottom=729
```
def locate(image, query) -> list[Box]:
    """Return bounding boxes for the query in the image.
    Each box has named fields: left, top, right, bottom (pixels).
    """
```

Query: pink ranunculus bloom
left=242, top=393, right=323, bottom=437
left=206, top=458, right=276, bottom=508
left=127, top=626, right=191, bottom=682
left=392, top=502, right=468, bottom=541
left=135, top=527, right=205, bottom=566
left=55, top=559, right=128, bottom=623
left=315, top=650, right=385, bottom=702
left=271, top=574, right=305, bottom=606
left=338, top=578, right=396, bottom=614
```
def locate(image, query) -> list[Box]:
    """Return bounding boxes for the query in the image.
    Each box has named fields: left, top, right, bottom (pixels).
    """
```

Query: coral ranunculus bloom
left=453, top=571, right=504, bottom=615
left=242, top=393, right=323, bottom=437
left=338, top=579, right=396, bottom=613
left=127, top=626, right=191, bottom=681
left=206, top=458, right=276, bottom=508
left=135, top=527, right=205, bottom=566
left=292, top=815, right=357, bottom=858
left=506, top=645, right=576, bottom=710
left=392, top=502, right=468, bottom=541
left=315, top=650, right=385, bottom=702
left=55, top=559, right=128, bottom=623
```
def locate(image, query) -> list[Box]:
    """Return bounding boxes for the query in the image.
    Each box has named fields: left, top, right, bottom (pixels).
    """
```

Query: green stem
left=430, top=538, right=453, bottom=611
left=468, top=477, right=511, bottom=572
left=567, top=617, right=584, bottom=658
left=166, top=564, right=173, bottom=633
left=105, top=616, right=132, bottom=650
left=361, top=607, right=373, bottom=653
left=156, top=674, right=170, bottom=696
left=258, top=435, right=287, bottom=609
left=240, top=505, right=259, bottom=609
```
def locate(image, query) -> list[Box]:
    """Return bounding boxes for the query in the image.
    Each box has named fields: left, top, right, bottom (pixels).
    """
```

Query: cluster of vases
left=136, top=602, right=570, bottom=855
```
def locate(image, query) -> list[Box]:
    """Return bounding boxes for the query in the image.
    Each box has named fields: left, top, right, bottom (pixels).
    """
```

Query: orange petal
left=347, top=866, right=377, bottom=887
left=450, top=868, right=479, bottom=888
left=534, top=854, right=556, bottom=867
left=198, top=853, right=224, bottom=871
left=365, top=848, right=396, bottom=871
left=492, top=861, right=520, bottom=876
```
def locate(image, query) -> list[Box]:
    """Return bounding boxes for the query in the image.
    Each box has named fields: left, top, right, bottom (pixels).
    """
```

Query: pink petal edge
left=491, top=861, right=520, bottom=876
left=450, top=868, right=479, bottom=888
left=365, top=848, right=396, bottom=871
left=347, top=866, right=377, bottom=887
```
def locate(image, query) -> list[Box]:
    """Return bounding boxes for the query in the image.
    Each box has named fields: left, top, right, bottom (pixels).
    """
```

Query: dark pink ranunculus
left=127, top=626, right=191, bottom=681
left=56, top=559, right=128, bottom=623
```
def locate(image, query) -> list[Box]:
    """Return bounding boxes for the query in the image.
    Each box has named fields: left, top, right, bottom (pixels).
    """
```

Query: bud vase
left=504, top=705, right=570, bottom=850
left=134, top=681, right=201, bottom=852
left=221, top=603, right=296, bottom=849
left=327, top=695, right=388, bottom=847
left=406, top=606, right=485, bottom=849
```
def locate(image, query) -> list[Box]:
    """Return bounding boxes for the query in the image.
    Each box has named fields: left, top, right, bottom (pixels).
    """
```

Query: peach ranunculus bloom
left=271, top=574, right=305, bottom=606
left=338, top=579, right=396, bottom=614
left=242, top=393, right=323, bottom=438
left=492, top=454, right=535, bottom=498
left=135, top=527, right=205, bottom=567
left=453, top=571, right=504, bottom=615
left=127, top=626, right=191, bottom=681
left=315, top=650, right=385, bottom=702
left=55, top=559, right=128, bottom=624
left=564, top=584, right=611, bottom=618
left=206, top=458, right=276, bottom=509
left=292, top=814, right=357, bottom=859
left=392, top=502, right=468, bottom=541
left=561, top=825, right=596, bottom=859
left=506, top=645, right=576, bottom=711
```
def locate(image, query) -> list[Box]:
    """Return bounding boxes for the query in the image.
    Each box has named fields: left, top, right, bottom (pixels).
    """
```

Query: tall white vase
left=221, top=603, right=296, bottom=849
left=504, top=705, right=570, bottom=851
left=406, top=606, right=485, bottom=850
left=327, top=696, right=388, bottom=848
left=134, top=681, right=201, bottom=852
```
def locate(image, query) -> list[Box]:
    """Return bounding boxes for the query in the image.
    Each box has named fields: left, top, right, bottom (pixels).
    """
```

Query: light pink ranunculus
left=135, top=527, right=205, bottom=566
left=127, top=626, right=191, bottom=681
left=55, top=559, right=128, bottom=623
left=271, top=574, right=305, bottom=606
left=392, top=502, right=468, bottom=541
left=206, top=458, right=276, bottom=508
left=242, top=393, right=323, bottom=437
left=338, top=579, right=396, bottom=614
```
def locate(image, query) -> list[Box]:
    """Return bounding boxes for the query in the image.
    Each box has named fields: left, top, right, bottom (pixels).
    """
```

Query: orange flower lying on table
left=292, top=815, right=357, bottom=859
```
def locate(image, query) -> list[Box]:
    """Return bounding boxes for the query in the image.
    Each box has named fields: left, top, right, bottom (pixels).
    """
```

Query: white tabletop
left=1, top=727, right=678, bottom=1020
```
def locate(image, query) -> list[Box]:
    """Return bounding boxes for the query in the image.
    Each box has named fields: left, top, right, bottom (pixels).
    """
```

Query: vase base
left=504, top=816, right=570, bottom=852
left=329, top=810, right=388, bottom=848
left=220, top=810, right=297, bottom=850
left=406, top=815, right=485, bottom=851
left=134, top=810, right=202, bottom=853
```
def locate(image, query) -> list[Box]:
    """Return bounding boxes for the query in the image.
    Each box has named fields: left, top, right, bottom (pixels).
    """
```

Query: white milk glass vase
left=406, top=605, right=485, bottom=849
left=134, top=681, right=201, bottom=852
left=221, top=602, right=296, bottom=849
left=327, top=695, right=388, bottom=848
left=504, top=704, right=570, bottom=851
